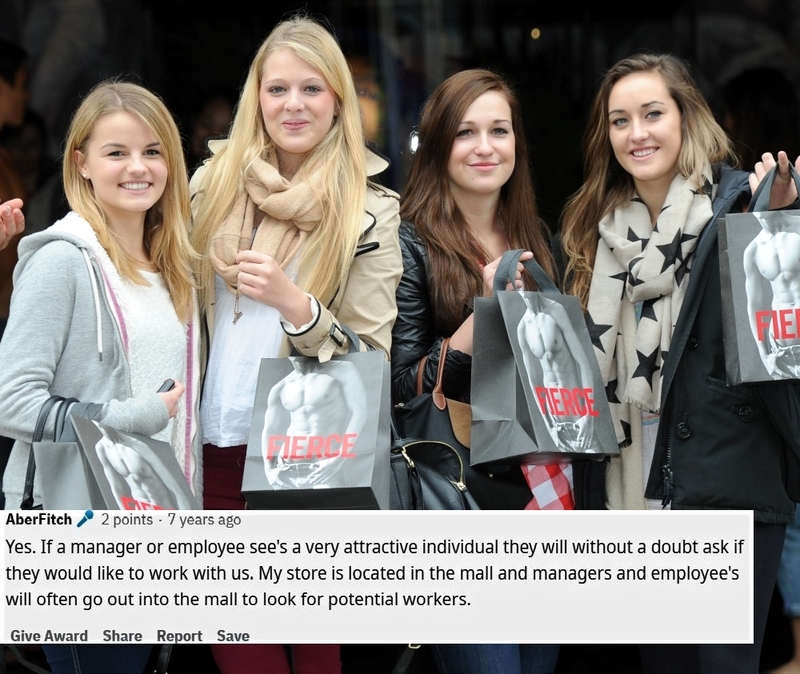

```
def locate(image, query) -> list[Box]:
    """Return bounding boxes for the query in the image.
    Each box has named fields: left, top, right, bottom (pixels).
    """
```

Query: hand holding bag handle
left=494, top=248, right=558, bottom=295
left=748, top=160, right=800, bottom=213
left=21, top=395, right=78, bottom=510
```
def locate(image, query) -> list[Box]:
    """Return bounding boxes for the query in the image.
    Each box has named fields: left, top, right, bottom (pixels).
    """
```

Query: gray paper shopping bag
left=470, top=250, right=619, bottom=466
left=71, top=416, right=200, bottom=510
left=719, top=163, right=800, bottom=384
left=242, top=347, right=391, bottom=509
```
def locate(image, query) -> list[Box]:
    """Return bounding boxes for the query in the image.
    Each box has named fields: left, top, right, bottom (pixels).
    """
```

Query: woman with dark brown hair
left=392, top=67, right=562, bottom=674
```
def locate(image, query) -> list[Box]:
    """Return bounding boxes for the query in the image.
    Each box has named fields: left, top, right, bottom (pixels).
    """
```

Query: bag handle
left=748, top=161, right=800, bottom=213
left=22, top=395, right=79, bottom=510
left=414, top=338, right=449, bottom=413
left=493, top=248, right=558, bottom=294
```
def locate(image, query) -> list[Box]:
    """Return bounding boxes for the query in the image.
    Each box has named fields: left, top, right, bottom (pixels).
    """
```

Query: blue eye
left=611, top=118, right=628, bottom=127
left=267, top=86, right=285, bottom=94
left=455, top=129, right=472, bottom=137
left=645, top=110, right=663, bottom=120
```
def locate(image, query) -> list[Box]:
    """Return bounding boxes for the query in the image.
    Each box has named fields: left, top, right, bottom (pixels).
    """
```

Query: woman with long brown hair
left=392, top=67, right=563, bottom=674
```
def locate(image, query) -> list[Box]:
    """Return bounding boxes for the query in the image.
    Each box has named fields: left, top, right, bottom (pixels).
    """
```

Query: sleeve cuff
left=281, top=293, right=319, bottom=335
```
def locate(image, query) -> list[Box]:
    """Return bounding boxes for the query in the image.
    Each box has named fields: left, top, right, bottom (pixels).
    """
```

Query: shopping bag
left=242, top=331, right=391, bottom=510
left=470, top=250, right=619, bottom=466
left=71, top=415, right=200, bottom=510
left=719, top=163, right=800, bottom=384
left=23, top=395, right=106, bottom=510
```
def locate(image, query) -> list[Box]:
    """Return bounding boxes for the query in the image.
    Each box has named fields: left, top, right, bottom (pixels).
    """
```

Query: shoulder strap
left=431, top=338, right=450, bottom=411
left=415, top=338, right=449, bottom=400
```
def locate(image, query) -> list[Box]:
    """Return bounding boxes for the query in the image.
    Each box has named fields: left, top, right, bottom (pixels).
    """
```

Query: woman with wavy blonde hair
left=559, top=53, right=800, bottom=673
left=0, top=78, right=201, bottom=673
left=189, top=13, right=401, bottom=674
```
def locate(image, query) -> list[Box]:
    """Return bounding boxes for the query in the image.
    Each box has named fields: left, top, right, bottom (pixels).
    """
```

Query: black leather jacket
left=391, top=220, right=473, bottom=405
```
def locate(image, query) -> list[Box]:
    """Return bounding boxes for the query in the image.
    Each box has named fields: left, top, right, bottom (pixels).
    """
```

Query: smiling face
left=259, top=48, right=337, bottom=177
left=446, top=90, right=515, bottom=204
left=75, top=111, right=167, bottom=230
left=607, top=71, right=683, bottom=198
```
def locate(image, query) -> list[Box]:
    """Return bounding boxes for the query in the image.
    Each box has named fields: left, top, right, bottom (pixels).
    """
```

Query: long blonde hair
left=64, top=79, right=196, bottom=322
left=190, top=14, right=367, bottom=310
left=560, top=53, right=736, bottom=309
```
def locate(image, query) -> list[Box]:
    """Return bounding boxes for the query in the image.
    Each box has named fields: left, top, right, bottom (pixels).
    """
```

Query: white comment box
left=3, top=510, right=752, bottom=645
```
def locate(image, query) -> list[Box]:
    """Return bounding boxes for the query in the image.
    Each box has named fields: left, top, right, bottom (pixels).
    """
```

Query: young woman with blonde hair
left=189, top=13, right=401, bottom=674
left=0, top=79, right=201, bottom=672
left=559, top=52, right=800, bottom=673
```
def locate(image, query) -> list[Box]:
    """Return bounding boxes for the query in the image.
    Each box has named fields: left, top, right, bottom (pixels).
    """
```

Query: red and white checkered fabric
left=521, top=461, right=574, bottom=510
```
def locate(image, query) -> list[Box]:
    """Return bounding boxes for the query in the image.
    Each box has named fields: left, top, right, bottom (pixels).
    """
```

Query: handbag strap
left=748, top=161, right=800, bottom=212
left=32, top=395, right=64, bottom=444
left=431, top=338, right=449, bottom=411
left=391, top=645, right=421, bottom=674
left=152, top=643, right=172, bottom=674
left=3, top=645, right=51, bottom=674
left=494, top=248, right=558, bottom=294
left=415, top=339, right=450, bottom=412
left=21, top=395, right=79, bottom=510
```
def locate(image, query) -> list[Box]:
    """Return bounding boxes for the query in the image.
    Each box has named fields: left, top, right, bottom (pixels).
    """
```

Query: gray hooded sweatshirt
left=0, top=212, right=201, bottom=508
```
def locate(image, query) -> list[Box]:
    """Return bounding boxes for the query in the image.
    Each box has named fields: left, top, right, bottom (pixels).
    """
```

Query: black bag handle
left=493, top=248, right=558, bottom=294
left=21, top=395, right=79, bottom=510
left=748, top=161, right=800, bottom=213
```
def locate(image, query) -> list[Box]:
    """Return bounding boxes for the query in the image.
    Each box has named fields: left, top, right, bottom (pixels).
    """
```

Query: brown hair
left=401, top=68, right=556, bottom=335
left=560, top=53, right=736, bottom=309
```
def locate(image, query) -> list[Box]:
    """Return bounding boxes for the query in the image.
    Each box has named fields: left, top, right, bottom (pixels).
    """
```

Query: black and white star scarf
left=586, top=168, right=713, bottom=447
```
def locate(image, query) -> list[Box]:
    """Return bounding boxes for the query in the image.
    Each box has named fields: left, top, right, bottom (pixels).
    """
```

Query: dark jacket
left=645, top=164, right=800, bottom=523
left=557, top=164, right=800, bottom=521
left=391, top=220, right=473, bottom=405
left=391, top=219, right=578, bottom=510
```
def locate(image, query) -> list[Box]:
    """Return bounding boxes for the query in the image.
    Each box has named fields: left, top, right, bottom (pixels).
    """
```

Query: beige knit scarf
left=209, top=154, right=323, bottom=294
left=587, top=168, right=714, bottom=445
left=586, top=169, right=714, bottom=510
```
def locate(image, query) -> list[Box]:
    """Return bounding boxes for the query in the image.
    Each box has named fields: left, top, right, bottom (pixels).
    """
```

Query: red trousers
left=203, top=444, right=341, bottom=674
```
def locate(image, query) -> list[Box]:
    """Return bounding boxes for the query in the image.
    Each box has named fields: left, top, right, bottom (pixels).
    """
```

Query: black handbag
left=391, top=339, right=532, bottom=510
